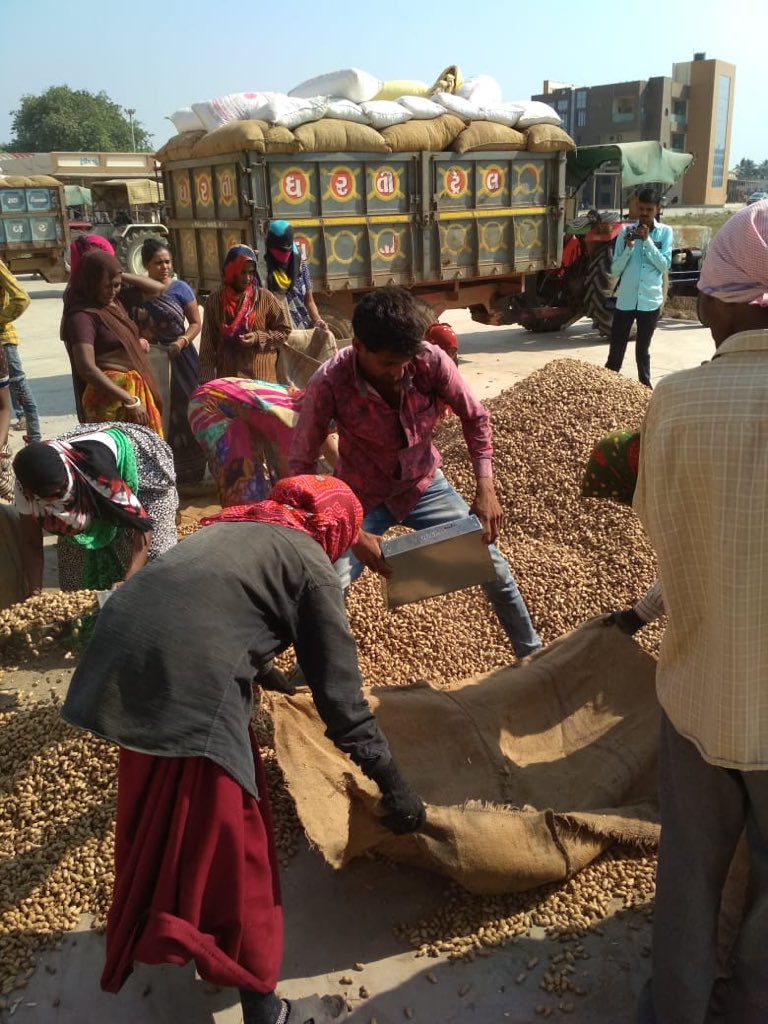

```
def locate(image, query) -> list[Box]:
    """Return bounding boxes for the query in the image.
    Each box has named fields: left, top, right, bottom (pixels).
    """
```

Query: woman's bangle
left=179, top=336, right=189, bottom=347
left=122, top=396, right=141, bottom=408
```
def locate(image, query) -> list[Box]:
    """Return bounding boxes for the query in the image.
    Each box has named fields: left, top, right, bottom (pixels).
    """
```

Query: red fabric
left=201, top=474, right=363, bottom=563
left=102, top=729, right=283, bottom=994
left=424, top=322, right=459, bottom=361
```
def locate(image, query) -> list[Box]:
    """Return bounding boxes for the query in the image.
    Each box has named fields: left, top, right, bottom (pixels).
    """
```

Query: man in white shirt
left=634, top=200, right=768, bottom=1023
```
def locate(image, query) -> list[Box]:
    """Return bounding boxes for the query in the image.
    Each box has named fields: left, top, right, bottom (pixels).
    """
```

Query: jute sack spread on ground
left=381, top=114, right=466, bottom=152
left=269, top=618, right=661, bottom=895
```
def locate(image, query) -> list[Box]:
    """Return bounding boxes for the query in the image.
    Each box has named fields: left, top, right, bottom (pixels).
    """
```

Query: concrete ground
left=1, top=280, right=715, bottom=1023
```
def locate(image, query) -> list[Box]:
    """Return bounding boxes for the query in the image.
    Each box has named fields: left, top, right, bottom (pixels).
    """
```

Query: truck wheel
left=583, top=245, right=619, bottom=338
left=521, top=309, right=578, bottom=333
left=316, top=301, right=353, bottom=347
left=116, top=231, right=168, bottom=276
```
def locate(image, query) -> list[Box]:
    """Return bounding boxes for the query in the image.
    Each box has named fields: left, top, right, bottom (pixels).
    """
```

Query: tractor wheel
left=583, top=244, right=620, bottom=338
left=316, top=300, right=353, bottom=348
left=115, top=230, right=168, bottom=276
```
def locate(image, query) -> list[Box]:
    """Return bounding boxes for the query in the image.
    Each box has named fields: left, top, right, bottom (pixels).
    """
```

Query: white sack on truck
left=167, top=108, right=205, bottom=134
left=289, top=67, right=382, bottom=103
left=324, top=98, right=371, bottom=124
left=514, top=100, right=562, bottom=128
left=253, top=94, right=327, bottom=129
left=433, top=91, right=482, bottom=121
left=360, top=100, right=413, bottom=129
left=456, top=74, right=503, bottom=106
left=191, top=92, right=274, bottom=131
left=397, top=95, right=446, bottom=120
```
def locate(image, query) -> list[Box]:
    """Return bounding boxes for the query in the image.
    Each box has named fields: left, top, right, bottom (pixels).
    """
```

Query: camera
left=625, top=227, right=639, bottom=241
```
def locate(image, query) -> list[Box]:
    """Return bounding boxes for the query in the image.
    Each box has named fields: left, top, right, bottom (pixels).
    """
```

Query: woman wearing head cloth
left=264, top=221, right=325, bottom=331
left=198, top=244, right=290, bottom=385
left=13, top=422, right=177, bottom=595
left=61, top=475, right=426, bottom=1024
left=61, top=249, right=163, bottom=434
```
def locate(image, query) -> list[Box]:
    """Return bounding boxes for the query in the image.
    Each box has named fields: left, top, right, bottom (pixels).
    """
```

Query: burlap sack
left=525, top=124, right=576, bottom=153
left=276, top=326, right=337, bottom=388
left=381, top=114, right=466, bottom=153
left=155, top=131, right=206, bottom=162
left=268, top=618, right=661, bottom=894
left=294, top=118, right=390, bottom=154
left=452, top=122, right=527, bottom=154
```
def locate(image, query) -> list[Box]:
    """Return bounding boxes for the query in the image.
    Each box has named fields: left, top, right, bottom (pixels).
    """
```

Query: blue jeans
left=3, top=344, right=40, bottom=441
left=335, top=470, right=541, bottom=659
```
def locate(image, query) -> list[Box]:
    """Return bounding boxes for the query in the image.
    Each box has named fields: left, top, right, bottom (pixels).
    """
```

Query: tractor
left=500, top=142, right=704, bottom=336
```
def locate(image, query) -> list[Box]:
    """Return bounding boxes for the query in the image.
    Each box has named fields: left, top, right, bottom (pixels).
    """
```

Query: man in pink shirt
left=289, top=286, right=540, bottom=659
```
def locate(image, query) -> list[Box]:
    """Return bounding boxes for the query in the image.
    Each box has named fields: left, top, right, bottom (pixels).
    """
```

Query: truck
left=67, top=178, right=169, bottom=275
left=158, top=145, right=567, bottom=340
left=512, top=142, right=700, bottom=336
left=0, top=175, right=70, bottom=283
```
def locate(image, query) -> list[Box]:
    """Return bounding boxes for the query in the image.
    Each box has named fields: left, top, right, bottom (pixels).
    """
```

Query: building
left=0, top=151, right=159, bottom=185
left=533, top=54, right=735, bottom=206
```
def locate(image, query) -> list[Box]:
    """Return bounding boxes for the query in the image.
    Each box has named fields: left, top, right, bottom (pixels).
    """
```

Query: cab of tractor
left=517, top=142, right=696, bottom=337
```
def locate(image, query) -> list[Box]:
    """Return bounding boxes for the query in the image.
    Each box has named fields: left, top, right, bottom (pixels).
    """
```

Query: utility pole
left=126, top=108, right=136, bottom=151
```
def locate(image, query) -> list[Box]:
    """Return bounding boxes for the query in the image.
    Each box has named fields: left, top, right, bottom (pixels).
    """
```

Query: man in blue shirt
left=605, top=188, right=673, bottom=388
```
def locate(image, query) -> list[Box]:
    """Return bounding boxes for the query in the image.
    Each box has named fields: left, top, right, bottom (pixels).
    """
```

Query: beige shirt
left=634, top=329, right=768, bottom=770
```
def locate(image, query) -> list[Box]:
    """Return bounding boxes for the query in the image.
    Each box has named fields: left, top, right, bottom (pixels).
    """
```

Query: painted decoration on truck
left=479, top=165, right=506, bottom=202
left=478, top=219, right=509, bottom=256
left=442, top=167, right=470, bottom=200
left=277, top=168, right=312, bottom=206
left=370, top=167, right=403, bottom=202
left=326, top=229, right=364, bottom=267
left=373, top=229, right=400, bottom=261
left=216, top=166, right=237, bottom=212
left=194, top=171, right=214, bottom=212
left=174, top=174, right=192, bottom=213
left=294, top=234, right=313, bottom=263
left=323, top=167, right=360, bottom=204
left=514, top=217, right=544, bottom=252
left=512, top=162, right=545, bottom=203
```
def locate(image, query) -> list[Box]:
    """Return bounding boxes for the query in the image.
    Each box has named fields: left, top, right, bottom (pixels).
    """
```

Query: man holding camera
left=605, top=188, right=673, bottom=388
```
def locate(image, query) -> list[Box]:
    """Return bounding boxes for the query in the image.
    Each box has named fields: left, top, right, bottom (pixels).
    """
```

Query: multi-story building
left=533, top=53, right=735, bottom=207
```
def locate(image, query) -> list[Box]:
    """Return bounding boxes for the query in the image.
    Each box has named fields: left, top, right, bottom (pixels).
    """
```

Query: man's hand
left=470, top=478, right=503, bottom=545
left=351, top=529, right=392, bottom=578
left=635, top=223, right=650, bottom=242
left=604, top=608, right=645, bottom=635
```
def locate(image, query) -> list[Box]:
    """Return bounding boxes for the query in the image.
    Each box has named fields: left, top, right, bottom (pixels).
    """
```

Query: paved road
left=2, top=278, right=715, bottom=1024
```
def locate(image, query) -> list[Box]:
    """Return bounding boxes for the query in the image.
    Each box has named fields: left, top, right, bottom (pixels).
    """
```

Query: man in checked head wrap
left=633, top=201, right=768, bottom=1024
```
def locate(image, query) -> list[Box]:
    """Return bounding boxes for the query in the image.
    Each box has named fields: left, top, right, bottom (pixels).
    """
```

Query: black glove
left=368, top=760, right=426, bottom=835
left=604, top=608, right=645, bottom=636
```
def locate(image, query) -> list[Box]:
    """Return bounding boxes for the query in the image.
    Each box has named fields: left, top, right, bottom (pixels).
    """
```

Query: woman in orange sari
left=62, top=250, right=163, bottom=435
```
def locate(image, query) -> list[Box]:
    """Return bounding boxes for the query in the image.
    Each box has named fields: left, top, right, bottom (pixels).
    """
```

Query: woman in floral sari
left=62, top=250, right=163, bottom=435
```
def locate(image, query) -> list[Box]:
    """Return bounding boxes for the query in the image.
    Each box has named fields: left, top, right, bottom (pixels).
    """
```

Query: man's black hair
left=352, top=286, right=425, bottom=356
left=637, top=187, right=661, bottom=205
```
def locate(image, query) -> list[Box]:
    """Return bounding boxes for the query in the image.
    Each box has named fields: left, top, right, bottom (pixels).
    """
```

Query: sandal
left=285, top=993, right=348, bottom=1023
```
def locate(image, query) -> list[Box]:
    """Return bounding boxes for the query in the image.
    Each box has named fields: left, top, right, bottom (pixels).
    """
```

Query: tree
left=734, top=157, right=758, bottom=179
left=9, top=86, right=152, bottom=152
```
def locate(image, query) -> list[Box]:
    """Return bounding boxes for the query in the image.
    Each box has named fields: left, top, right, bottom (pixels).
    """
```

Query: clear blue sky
left=1, top=0, right=765, bottom=164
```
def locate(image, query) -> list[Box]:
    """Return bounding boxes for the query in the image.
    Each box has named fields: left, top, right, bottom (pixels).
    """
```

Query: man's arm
left=428, top=348, right=502, bottom=542
left=642, top=225, right=674, bottom=274
left=288, top=371, right=336, bottom=474
left=0, top=263, right=31, bottom=326
left=610, top=228, right=632, bottom=277
left=293, top=583, right=425, bottom=833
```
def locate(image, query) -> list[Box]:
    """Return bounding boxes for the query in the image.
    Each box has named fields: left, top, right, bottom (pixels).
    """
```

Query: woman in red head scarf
left=61, top=474, right=424, bottom=1024
left=198, top=244, right=291, bottom=385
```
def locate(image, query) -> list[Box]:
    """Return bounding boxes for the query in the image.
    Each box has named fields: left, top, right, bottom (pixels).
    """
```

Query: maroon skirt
left=102, top=727, right=283, bottom=994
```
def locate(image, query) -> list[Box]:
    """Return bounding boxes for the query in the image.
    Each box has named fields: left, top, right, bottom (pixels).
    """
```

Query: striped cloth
left=198, top=287, right=290, bottom=383
left=634, top=328, right=768, bottom=769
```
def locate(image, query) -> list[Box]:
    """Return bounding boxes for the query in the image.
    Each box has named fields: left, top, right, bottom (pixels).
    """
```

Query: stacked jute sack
left=0, top=175, right=62, bottom=188
left=157, top=65, right=575, bottom=162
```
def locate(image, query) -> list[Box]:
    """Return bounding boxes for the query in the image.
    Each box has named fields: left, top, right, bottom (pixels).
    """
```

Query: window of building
left=672, top=99, right=687, bottom=118
left=576, top=89, right=587, bottom=109
left=671, top=132, right=686, bottom=151
left=612, top=96, right=635, bottom=123
left=576, top=109, right=586, bottom=128
left=711, top=74, right=731, bottom=188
